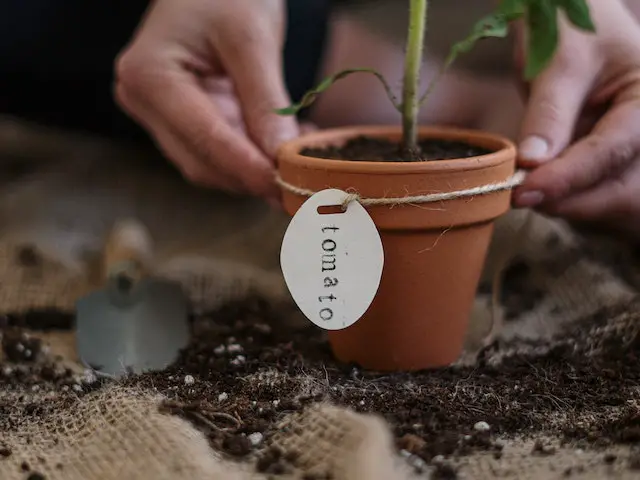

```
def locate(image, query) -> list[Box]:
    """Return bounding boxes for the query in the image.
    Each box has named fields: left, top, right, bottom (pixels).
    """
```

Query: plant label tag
left=280, top=189, right=384, bottom=331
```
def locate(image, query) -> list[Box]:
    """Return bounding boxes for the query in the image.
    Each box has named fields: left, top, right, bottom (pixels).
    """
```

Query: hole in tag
left=317, top=205, right=347, bottom=215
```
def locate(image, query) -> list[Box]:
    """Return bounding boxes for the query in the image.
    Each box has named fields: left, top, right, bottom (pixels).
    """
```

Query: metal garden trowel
left=76, top=219, right=190, bottom=378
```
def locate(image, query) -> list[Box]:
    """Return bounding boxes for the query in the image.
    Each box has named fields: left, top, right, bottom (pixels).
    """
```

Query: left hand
left=512, top=0, right=640, bottom=239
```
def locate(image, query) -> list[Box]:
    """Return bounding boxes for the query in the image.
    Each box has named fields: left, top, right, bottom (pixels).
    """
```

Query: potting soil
left=1, top=207, right=640, bottom=480
left=301, top=135, right=492, bottom=162
left=2, top=118, right=640, bottom=479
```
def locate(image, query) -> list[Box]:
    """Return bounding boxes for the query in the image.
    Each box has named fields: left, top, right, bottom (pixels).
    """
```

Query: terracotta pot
left=277, top=125, right=516, bottom=371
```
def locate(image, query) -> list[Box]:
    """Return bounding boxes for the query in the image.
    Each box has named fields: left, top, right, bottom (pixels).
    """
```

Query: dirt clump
left=2, top=329, right=42, bottom=363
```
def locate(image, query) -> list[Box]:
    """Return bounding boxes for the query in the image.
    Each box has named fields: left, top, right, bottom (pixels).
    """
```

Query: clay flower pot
left=277, top=125, right=516, bottom=371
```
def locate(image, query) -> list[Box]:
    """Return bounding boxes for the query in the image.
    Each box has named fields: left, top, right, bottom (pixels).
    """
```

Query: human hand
left=512, top=0, right=640, bottom=239
left=114, top=0, right=299, bottom=201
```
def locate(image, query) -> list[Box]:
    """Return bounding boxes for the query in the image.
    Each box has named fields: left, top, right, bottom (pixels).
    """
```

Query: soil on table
left=1, top=297, right=640, bottom=477
left=301, top=135, right=492, bottom=163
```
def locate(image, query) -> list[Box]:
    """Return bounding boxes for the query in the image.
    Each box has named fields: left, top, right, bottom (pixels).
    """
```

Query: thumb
left=518, top=60, right=594, bottom=165
left=218, top=30, right=299, bottom=159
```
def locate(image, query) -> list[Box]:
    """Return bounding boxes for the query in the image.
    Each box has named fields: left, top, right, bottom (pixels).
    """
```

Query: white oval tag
left=280, top=189, right=384, bottom=331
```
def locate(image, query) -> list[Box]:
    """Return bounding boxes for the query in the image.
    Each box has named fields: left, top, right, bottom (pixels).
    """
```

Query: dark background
left=0, top=0, right=332, bottom=145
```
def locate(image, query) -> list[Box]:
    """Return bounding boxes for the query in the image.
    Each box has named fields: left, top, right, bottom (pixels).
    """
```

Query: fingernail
left=519, top=136, right=549, bottom=162
left=516, top=190, right=545, bottom=207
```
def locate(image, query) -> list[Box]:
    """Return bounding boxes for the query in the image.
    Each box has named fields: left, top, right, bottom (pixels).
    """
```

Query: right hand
left=511, top=0, right=640, bottom=239
left=114, top=0, right=299, bottom=201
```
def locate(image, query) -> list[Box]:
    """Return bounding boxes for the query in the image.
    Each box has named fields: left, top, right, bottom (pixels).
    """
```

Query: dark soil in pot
left=301, top=135, right=492, bottom=162
left=2, top=296, right=640, bottom=476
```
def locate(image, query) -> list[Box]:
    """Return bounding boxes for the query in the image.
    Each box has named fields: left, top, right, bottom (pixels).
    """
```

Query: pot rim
left=277, top=125, right=516, bottom=175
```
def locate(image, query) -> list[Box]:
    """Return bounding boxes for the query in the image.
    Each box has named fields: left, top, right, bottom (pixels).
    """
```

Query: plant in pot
left=275, top=0, right=595, bottom=371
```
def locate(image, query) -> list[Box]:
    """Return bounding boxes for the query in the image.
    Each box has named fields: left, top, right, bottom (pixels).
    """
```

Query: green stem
left=401, top=0, right=428, bottom=155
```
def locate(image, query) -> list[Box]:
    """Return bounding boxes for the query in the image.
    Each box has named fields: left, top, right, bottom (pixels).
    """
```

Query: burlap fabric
left=1, top=116, right=640, bottom=479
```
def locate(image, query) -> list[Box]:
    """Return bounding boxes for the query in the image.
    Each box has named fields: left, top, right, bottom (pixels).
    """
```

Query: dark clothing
left=0, top=0, right=331, bottom=145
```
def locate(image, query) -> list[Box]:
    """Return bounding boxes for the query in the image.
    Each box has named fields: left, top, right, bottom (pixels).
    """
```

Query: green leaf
left=524, top=0, right=559, bottom=80
left=419, top=4, right=526, bottom=107
left=445, top=14, right=510, bottom=68
left=274, top=68, right=400, bottom=116
left=445, top=5, right=525, bottom=70
left=555, top=0, right=595, bottom=32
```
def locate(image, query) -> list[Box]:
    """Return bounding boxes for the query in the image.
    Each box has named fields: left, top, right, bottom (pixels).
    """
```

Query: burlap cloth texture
left=1, top=117, right=640, bottom=479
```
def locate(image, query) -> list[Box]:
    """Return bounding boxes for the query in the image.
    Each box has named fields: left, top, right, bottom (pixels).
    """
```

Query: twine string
left=275, top=170, right=527, bottom=210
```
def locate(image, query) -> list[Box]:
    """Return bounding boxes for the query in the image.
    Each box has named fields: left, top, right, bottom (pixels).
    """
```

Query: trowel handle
left=103, top=219, right=153, bottom=282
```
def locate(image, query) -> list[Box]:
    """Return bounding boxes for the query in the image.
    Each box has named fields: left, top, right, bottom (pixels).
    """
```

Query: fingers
left=117, top=83, right=244, bottom=192
left=514, top=100, right=640, bottom=208
left=517, top=57, right=596, bottom=165
left=215, top=21, right=299, bottom=158
left=550, top=176, right=634, bottom=224
left=543, top=163, right=640, bottom=239
left=203, top=78, right=246, bottom=133
left=116, top=59, right=280, bottom=199
left=515, top=8, right=602, bottom=165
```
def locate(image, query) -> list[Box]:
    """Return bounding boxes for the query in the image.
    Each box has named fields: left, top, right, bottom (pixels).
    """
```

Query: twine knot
left=341, top=192, right=362, bottom=210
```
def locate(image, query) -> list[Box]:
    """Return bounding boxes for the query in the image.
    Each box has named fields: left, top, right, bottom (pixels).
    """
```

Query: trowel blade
left=76, top=278, right=190, bottom=378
